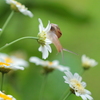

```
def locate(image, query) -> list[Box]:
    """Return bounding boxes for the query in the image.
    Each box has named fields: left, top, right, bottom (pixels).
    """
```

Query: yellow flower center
left=4, top=57, right=13, bottom=63
left=37, top=32, right=47, bottom=46
left=0, top=93, right=12, bottom=100
left=10, top=0, right=26, bottom=12
left=82, top=61, right=91, bottom=69
left=15, top=1, right=21, bottom=6
left=70, top=79, right=85, bottom=93
left=0, top=62, right=10, bottom=67
left=48, top=62, right=53, bottom=66
left=0, top=58, right=13, bottom=73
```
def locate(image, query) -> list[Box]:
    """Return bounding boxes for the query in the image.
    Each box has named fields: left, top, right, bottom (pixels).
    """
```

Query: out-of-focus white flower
left=0, top=91, right=16, bottom=100
left=29, top=56, right=70, bottom=73
left=6, top=0, right=33, bottom=17
left=0, top=53, right=28, bottom=73
left=82, top=55, right=98, bottom=69
left=37, top=18, right=52, bottom=59
left=63, top=71, right=93, bottom=100
left=0, top=29, right=2, bottom=32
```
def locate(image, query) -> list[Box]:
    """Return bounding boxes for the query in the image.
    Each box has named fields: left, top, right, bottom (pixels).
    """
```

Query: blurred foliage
left=0, top=0, right=100, bottom=100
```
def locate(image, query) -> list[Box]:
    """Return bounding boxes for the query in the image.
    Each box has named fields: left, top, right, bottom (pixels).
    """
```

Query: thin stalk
left=1, top=73, right=5, bottom=91
left=59, top=89, right=69, bottom=100
left=39, top=74, right=48, bottom=100
left=0, top=36, right=38, bottom=51
left=62, top=91, right=71, bottom=100
left=80, top=68, right=85, bottom=75
left=0, top=11, right=14, bottom=36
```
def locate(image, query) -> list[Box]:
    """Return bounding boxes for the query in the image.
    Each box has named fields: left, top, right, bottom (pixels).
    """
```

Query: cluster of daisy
left=29, top=55, right=98, bottom=100
left=63, top=55, right=98, bottom=100
left=0, top=0, right=98, bottom=100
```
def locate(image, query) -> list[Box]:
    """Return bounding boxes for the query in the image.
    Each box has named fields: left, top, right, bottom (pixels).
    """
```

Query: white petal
left=44, top=21, right=51, bottom=33
left=45, top=38, right=52, bottom=44
left=12, top=65, right=24, bottom=70
left=6, top=0, right=11, bottom=4
left=52, top=60, right=59, bottom=66
left=81, top=95, right=87, bottom=100
left=74, top=73, right=82, bottom=82
left=29, top=57, right=43, bottom=65
left=82, top=55, right=86, bottom=61
left=38, top=45, right=49, bottom=59
left=75, top=92, right=80, bottom=96
left=19, top=10, right=33, bottom=17
left=42, top=46, right=49, bottom=59
left=0, top=29, right=2, bottom=31
left=85, top=89, right=91, bottom=95
left=90, top=59, right=98, bottom=67
left=63, top=76, right=70, bottom=83
left=38, top=45, right=42, bottom=52
left=57, top=65, right=70, bottom=72
left=82, top=82, right=87, bottom=88
left=64, top=71, right=73, bottom=80
left=45, top=44, right=52, bottom=53
left=0, top=53, right=8, bottom=59
left=0, top=58, right=5, bottom=63
left=11, top=56, right=28, bottom=67
left=38, top=18, right=44, bottom=32
left=85, top=94, right=93, bottom=100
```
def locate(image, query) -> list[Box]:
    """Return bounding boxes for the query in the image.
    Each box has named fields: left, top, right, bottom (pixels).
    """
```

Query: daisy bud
left=82, top=55, right=98, bottom=70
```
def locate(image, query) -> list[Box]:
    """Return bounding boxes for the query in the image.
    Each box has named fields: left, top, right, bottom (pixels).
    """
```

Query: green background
left=0, top=0, right=100, bottom=100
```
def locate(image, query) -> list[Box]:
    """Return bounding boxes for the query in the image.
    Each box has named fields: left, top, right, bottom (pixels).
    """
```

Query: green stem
left=59, top=89, right=69, bottom=100
left=80, top=68, right=85, bottom=75
left=0, top=11, right=14, bottom=36
left=63, top=91, right=71, bottom=100
left=1, top=73, right=5, bottom=91
left=0, top=36, right=38, bottom=51
left=39, top=74, right=48, bottom=100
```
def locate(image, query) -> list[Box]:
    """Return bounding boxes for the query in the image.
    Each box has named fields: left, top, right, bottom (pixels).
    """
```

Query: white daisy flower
left=37, top=18, right=52, bottom=59
left=0, top=91, right=16, bottom=100
left=82, top=55, right=98, bottom=69
left=29, top=56, right=70, bottom=73
left=6, top=0, right=33, bottom=17
left=63, top=71, right=93, bottom=100
left=0, top=53, right=28, bottom=73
